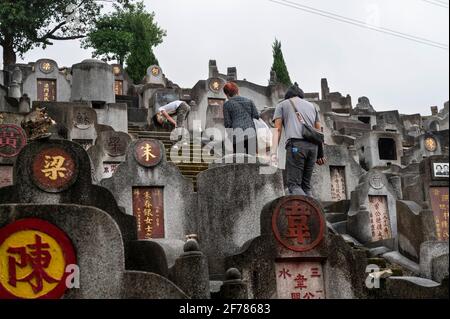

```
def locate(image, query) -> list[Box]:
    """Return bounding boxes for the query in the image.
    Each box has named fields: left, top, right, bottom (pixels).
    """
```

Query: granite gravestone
left=0, top=139, right=136, bottom=244
left=88, top=131, right=132, bottom=182
left=22, top=59, right=71, bottom=103
left=347, top=170, right=399, bottom=247
left=101, top=139, right=195, bottom=243
left=196, top=163, right=285, bottom=277
left=226, top=196, right=368, bottom=299
left=0, top=204, right=187, bottom=299
left=310, top=145, right=365, bottom=202
left=403, top=156, right=449, bottom=241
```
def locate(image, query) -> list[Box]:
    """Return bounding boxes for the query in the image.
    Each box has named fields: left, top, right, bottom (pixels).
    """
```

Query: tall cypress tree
left=271, top=39, right=292, bottom=86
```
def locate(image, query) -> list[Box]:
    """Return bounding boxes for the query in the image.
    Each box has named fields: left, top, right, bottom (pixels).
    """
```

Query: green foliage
left=83, top=1, right=166, bottom=83
left=0, top=0, right=126, bottom=65
left=271, top=39, right=292, bottom=86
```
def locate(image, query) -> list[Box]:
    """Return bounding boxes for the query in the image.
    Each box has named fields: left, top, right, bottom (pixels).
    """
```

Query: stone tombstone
left=101, top=139, right=195, bottom=243
left=396, top=200, right=437, bottom=262
left=132, top=187, right=164, bottom=240
left=22, top=59, right=71, bottom=103
left=347, top=170, right=399, bottom=246
left=0, top=204, right=187, bottom=299
left=71, top=59, right=115, bottom=104
left=88, top=131, right=132, bottom=182
left=409, top=156, right=450, bottom=241
left=0, top=139, right=137, bottom=244
left=196, top=163, right=285, bottom=277
left=311, top=145, right=365, bottom=202
left=146, top=65, right=165, bottom=86
left=226, top=196, right=369, bottom=299
left=69, top=106, right=98, bottom=151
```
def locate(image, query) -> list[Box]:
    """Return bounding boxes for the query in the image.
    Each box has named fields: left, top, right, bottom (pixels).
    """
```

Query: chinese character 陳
left=7, top=234, right=59, bottom=294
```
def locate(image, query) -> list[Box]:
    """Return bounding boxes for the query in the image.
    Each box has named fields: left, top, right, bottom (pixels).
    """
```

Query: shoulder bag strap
left=288, top=98, right=305, bottom=124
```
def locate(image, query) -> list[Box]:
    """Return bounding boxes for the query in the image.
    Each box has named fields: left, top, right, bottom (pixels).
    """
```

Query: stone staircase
left=128, top=126, right=219, bottom=191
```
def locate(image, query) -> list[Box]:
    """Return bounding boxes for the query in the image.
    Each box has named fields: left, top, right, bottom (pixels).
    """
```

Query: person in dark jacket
left=223, top=82, right=259, bottom=156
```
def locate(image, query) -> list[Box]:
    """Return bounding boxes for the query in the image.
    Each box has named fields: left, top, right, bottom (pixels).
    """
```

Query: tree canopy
left=82, top=1, right=166, bottom=83
left=0, top=0, right=126, bottom=66
left=271, top=39, right=292, bottom=87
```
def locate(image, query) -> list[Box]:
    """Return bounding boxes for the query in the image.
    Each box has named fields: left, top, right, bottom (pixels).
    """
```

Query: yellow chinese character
left=141, top=144, right=156, bottom=162
left=41, top=156, right=67, bottom=180
left=133, top=189, right=140, bottom=196
left=144, top=209, right=153, bottom=217
left=144, top=201, right=152, bottom=209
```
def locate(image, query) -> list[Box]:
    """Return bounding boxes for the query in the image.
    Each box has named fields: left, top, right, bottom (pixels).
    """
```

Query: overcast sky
left=3, top=0, right=449, bottom=115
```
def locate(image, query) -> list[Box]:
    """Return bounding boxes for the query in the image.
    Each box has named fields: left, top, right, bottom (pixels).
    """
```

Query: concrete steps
left=129, top=128, right=219, bottom=191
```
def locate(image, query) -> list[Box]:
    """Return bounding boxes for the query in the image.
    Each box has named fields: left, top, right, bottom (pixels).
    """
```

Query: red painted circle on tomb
left=0, top=124, right=27, bottom=158
left=272, top=196, right=325, bottom=252
left=0, top=218, right=77, bottom=299
left=134, top=139, right=162, bottom=168
left=31, top=147, right=78, bottom=193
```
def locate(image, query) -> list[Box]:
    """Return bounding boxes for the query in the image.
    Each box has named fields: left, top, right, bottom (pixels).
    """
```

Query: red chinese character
left=7, top=234, right=59, bottom=294
left=294, top=274, right=308, bottom=290
left=285, top=202, right=311, bottom=244
left=310, top=267, right=321, bottom=278
left=303, top=292, right=315, bottom=299
left=0, top=131, right=17, bottom=149
left=278, top=268, right=292, bottom=280
left=291, top=292, right=301, bottom=299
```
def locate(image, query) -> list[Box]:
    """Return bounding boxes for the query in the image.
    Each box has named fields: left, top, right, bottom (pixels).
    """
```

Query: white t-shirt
left=158, top=100, right=183, bottom=115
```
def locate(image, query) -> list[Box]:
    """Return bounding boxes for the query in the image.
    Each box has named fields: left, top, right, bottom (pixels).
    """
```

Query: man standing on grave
left=155, top=100, right=191, bottom=147
left=271, top=83, right=327, bottom=197
left=223, top=82, right=260, bottom=156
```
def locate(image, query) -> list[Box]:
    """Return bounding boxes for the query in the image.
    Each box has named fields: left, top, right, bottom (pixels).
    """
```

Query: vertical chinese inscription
left=37, top=79, right=57, bottom=102
left=368, top=196, right=392, bottom=242
left=114, top=80, right=123, bottom=95
left=330, top=166, right=347, bottom=201
left=0, top=165, right=13, bottom=188
left=132, top=187, right=164, bottom=240
left=429, top=187, right=449, bottom=241
left=276, top=262, right=325, bottom=299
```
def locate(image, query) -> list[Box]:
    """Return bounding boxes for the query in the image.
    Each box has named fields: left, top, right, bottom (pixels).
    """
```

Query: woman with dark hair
left=223, top=82, right=260, bottom=156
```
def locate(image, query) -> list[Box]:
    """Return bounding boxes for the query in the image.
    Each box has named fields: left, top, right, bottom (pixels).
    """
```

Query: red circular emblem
left=32, top=147, right=77, bottom=192
left=0, top=218, right=76, bottom=299
left=272, top=197, right=325, bottom=252
left=0, top=124, right=27, bottom=158
left=134, top=139, right=162, bottom=168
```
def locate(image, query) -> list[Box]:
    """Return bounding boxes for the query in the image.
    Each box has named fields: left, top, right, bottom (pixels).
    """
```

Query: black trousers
left=286, top=139, right=318, bottom=197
